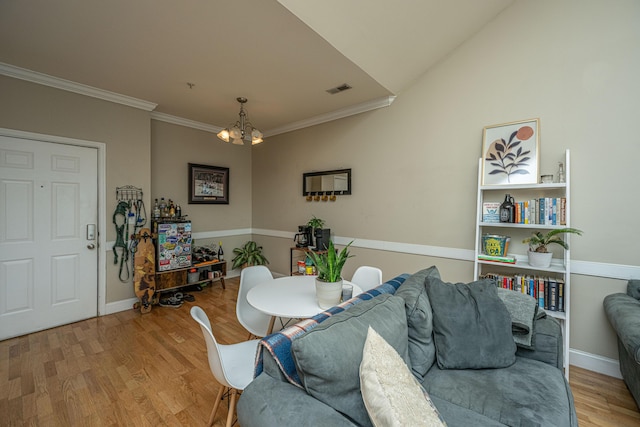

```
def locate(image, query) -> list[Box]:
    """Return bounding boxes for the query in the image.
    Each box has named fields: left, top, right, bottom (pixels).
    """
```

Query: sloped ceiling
left=278, top=0, right=514, bottom=95
left=0, top=0, right=512, bottom=136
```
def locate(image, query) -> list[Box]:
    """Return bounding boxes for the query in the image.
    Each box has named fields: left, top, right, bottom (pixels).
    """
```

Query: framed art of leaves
left=481, top=118, right=540, bottom=186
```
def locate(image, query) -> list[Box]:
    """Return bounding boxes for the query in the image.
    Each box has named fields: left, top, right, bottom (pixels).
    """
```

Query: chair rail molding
left=107, top=227, right=640, bottom=281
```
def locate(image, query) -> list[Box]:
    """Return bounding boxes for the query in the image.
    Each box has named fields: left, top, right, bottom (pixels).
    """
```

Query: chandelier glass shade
left=216, top=97, right=264, bottom=145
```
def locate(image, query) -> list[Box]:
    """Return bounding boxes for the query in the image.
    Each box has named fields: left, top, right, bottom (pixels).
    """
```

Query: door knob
left=87, top=243, right=96, bottom=250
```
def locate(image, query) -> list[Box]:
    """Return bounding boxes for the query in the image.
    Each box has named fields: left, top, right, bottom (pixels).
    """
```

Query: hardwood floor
left=1, top=276, right=639, bottom=426
left=571, top=365, right=640, bottom=426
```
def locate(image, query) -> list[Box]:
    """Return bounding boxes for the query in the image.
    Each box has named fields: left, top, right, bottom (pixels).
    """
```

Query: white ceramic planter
left=527, top=250, right=553, bottom=268
left=315, top=278, right=343, bottom=309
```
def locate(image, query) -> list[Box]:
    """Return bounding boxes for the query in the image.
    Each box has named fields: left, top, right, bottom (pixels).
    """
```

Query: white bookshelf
left=474, top=149, right=571, bottom=378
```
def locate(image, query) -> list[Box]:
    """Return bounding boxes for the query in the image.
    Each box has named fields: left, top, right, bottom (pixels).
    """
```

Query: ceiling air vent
left=326, top=83, right=352, bottom=95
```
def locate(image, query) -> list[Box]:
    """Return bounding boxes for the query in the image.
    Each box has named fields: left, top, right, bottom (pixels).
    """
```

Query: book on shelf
left=537, top=278, right=545, bottom=308
left=557, top=278, right=565, bottom=312
left=477, top=254, right=516, bottom=264
left=548, top=278, right=558, bottom=311
left=484, top=197, right=566, bottom=225
left=482, top=202, right=500, bottom=223
left=480, top=272, right=565, bottom=312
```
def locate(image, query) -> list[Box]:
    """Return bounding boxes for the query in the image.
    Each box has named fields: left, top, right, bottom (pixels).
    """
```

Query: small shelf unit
left=289, top=246, right=328, bottom=276
left=155, top=259, right=226, bottom=293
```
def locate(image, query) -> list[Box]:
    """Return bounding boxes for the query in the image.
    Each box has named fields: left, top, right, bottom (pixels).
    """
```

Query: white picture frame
left=481, top=118, right=540, bottom=185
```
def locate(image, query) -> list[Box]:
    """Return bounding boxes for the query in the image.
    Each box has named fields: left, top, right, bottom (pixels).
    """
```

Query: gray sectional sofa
left=237, top=267, right=577, bottom=426
left=604, top=279, right=640, bottom=409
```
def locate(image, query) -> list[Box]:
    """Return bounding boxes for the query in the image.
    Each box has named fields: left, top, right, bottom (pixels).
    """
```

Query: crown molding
left=264, top=95, right=396, bottom=137
left=150, top=111, right=222, bottom=133
left=151, top=96, right=397, bottom=136
left=1, top=62, right=395, bottom=136
left=0, top=62, right=158, bottom=111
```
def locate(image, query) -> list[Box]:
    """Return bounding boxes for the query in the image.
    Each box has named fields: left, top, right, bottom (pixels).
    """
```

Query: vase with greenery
left=307, top=240, right=353, bottom=309
left=522, top=228, right=583, bottom=267
left=231, top=241, right=269, bottom=270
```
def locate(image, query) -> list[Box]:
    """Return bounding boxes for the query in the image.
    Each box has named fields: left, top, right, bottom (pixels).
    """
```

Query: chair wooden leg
left=266, top=316, right=276, bottom=335
left=226, top=389, right=238, bottom=427
left=208, top=385, right=225, bottom=427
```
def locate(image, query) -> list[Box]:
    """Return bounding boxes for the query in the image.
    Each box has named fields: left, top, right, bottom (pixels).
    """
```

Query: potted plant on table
left=522, top=228, right=583, bottom=268
left=231, top=241, right=269, bottom=270
left=307, top=240, right=354, bottom=309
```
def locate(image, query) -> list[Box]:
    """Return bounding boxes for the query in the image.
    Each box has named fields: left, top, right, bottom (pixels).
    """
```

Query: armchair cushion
left=604, top=291, right=640, bottom=364
left=628, top=279, right=640, bottom=300
left=604, top=282, right=640, bottom=409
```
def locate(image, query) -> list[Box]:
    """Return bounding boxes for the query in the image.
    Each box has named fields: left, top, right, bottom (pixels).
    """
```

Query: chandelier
left=216, top=97, right=264, bottom=145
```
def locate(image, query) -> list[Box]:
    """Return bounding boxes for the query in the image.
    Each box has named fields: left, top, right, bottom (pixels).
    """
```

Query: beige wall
left=0, top=75, right=151, bottom=303
left=150, top=120, right=253, bottom=275
left=150, top=120, right=252, bottom=232
left=252, top=0, right=640, bottom=361
left=0, top=78, right=254, bottom=304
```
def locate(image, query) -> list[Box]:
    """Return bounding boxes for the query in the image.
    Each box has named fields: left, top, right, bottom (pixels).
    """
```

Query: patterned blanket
left=254, top=274, right=409, bottom=388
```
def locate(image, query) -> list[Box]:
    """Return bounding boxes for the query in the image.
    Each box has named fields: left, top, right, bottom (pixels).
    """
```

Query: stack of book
left=482, top=198, right=567, bottom=225
left=477, top=254, right=516, bottom=264
left=481, top=272, right=565, bottom=312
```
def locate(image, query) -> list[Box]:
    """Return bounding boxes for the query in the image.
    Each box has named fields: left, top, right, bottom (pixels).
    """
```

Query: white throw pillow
left=359, top=326, right=447, bottom=427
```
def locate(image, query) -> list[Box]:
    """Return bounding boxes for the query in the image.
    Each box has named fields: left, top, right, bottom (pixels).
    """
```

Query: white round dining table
left=246, top=275, right=362, bottom=334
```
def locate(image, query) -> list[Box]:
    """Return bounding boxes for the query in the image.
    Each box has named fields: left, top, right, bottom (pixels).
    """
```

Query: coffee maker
left=314, top=228, right=331, bottom=251
left=294, top=225, right=312, bottom=248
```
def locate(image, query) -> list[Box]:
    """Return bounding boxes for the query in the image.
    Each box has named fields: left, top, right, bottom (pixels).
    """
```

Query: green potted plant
left=307, top=240, right=354, bottom=309
left=522, top=227, right=583, bottom=267
left=231, top=241, right=269, bottom=270
left=307, top=215, right=325, bottom=248
left=307, top=215, right=325, bottom=231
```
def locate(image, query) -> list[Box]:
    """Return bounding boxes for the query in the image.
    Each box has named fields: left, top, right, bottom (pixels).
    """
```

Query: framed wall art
left=481, top=118, right=540, bottom=186
left=188, top=163, right=229, bottom=204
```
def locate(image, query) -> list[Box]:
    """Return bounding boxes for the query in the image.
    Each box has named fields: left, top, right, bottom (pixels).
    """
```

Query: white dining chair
left=190, top=306, right=259, bottom=427
left=351, top=266, right=383, bottom=293
left=237, top=265, right=274, bottom=338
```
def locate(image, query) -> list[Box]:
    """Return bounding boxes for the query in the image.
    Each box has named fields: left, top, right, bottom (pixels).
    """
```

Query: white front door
left=0, top=135, right=98, bottom=340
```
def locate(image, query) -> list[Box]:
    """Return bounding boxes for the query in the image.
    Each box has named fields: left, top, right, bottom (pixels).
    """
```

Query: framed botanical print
left=188, top=163, right=229, bottom=204
left=481, top=118, right=540, bottom=185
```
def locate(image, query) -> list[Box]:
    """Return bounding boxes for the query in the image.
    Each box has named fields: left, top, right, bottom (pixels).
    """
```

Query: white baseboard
left=105, top=271, right=242, bottom=315
left=105, top=297, right=138, bottom=315
left=570, top=348, right=622, bottom=379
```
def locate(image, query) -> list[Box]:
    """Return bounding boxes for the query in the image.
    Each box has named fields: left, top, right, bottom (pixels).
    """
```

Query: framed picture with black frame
left=188, top=163, right=229, bottom=204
